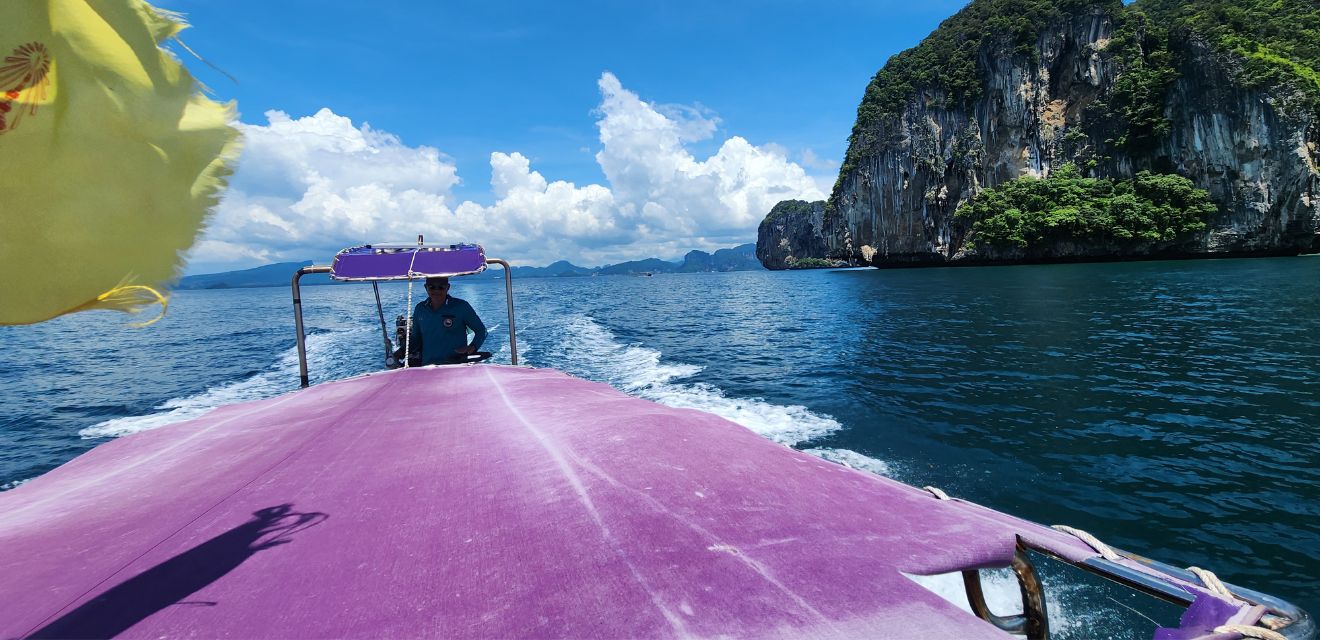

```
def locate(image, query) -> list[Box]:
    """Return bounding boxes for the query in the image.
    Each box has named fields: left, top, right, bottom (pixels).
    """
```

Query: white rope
left=1213, top=624, right=1288, bottom=640
left=1189, top=566, right=1235, bottom=599
left=404, top=278, right=414, bottom=368
left=402, top=249, right=421, bottom=369
left=1051, top=525, right=1122, bottom=561
left=923, top=486, right=951, bottom=500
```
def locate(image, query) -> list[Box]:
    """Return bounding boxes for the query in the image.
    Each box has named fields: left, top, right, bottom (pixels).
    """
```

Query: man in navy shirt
left=409, top=276, right=487, bottom=365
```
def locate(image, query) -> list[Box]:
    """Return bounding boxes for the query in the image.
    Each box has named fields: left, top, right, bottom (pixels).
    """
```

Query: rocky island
left=758, top=0, right=1319, bottom=268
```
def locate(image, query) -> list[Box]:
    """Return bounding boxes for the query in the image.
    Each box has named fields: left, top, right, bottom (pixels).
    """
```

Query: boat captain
left=409, top=276, right=487, bottom=364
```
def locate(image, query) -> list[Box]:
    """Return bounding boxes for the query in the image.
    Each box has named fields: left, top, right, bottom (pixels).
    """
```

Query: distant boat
left=0, top=241, right=1311, bottom=640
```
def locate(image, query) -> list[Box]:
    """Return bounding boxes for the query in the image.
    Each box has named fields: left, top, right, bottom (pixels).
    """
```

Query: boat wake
left=804, top=447, right=893, bottom=476
left=79, top=328, right=372, bottom=439
left=532, top=315, right=855, bottom=448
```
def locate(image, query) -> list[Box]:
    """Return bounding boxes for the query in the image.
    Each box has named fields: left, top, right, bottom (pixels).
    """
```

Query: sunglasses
left=425, top=283, right=449, bottom=290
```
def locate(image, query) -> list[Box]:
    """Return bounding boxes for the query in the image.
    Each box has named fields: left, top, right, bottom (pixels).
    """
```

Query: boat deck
left=0, top=365, right=1266, bottom=638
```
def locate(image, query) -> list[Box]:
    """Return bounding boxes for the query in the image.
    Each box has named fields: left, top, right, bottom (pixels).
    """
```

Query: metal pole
left=485, top=258, right=517, bottom=365
left=291, top=266, right=333, bottom=388
left=1011, top=539, right=1050, bottom=640
left=372, top=282, right=393, bottom=367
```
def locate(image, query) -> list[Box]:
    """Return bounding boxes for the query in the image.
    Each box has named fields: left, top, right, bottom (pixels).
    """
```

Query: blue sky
left=157, top=0, right=967, bottom=273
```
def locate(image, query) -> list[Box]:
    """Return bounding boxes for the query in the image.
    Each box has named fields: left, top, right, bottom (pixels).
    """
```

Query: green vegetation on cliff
left=849, top=0, right=1320, bottom=137
left=1102, top=0, right=1320, bottom=150
left=834, top=0, right=1320, bottom=211
left=1136, top=0, right=1320, bottom=111
left=763, top=199, right=819, bottom=223
left=841, top=0, right=1117, bottom=173
left=853, top=0, right=1115, bottom=130
left=787, top=257, right=835, bottom=269
left=955, top=165, right=1215, bottom=251
left=1100, top=11, right=1177, bottom=151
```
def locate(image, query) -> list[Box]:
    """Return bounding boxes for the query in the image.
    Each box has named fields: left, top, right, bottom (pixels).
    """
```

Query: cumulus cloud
left=799, top=148, right=838, bottom=171
left=189, top=109, right=463, bottom=271
left=185, top=73, right=826, bottom=273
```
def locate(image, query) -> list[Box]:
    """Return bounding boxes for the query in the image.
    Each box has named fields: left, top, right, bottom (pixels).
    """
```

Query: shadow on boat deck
left=27, top=504, right=327, bottom=639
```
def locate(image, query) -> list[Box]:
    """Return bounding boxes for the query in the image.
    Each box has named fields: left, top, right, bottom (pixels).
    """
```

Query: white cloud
left=189, top=108, right=465, bottom=272
left=185, top=73, right=826, bottom=273
left=653, top=102, right=721, bottom=143
left=798, top=149, right=840, bottom=195
left=799, top=148, right=838, bottom=171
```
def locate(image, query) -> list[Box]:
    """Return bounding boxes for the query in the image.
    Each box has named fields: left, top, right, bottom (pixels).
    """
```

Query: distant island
left=177, top=243, right=763, bottom=290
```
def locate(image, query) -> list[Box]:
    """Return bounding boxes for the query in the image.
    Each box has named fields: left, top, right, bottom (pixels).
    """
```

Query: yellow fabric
left=0, top=0, right=239, bottom=325
left=67, top=283, right=168, bottom=326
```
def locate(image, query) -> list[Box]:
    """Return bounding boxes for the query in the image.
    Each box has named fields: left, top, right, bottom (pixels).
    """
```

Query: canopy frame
left=291, top=240, right=518, bottom=388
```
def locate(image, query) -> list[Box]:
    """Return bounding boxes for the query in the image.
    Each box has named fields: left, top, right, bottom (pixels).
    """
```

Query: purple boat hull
left=0, top=366, right=1269, bottom=638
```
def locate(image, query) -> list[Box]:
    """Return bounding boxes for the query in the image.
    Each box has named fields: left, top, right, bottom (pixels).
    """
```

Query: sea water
left=2, top=256, right=1318, bottom=637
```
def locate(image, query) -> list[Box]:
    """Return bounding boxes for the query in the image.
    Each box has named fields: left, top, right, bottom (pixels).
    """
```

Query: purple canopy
left=0, top=366, right=1267, bottom=638
left=330, top=243, right=487, bottom=280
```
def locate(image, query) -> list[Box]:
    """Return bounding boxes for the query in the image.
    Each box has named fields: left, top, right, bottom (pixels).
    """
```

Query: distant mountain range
left=177, top=244, right=764, bottom=290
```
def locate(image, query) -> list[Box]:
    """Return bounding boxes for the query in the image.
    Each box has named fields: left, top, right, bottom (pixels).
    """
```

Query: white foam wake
left=904, top=570, right=1107, bottom=639
left=802, top=447, right=894, bottom=477
left=905, top=570, right=1026, bottom=619
left=79, top=328, right=369, bottom=439
left=540, top=315, right=846, bottom=448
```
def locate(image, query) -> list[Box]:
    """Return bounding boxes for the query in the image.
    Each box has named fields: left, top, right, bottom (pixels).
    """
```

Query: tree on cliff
left=955, top=165, right=1216, bottom=252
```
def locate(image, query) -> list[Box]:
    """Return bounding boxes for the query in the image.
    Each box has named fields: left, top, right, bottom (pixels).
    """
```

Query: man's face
left=425, top=279, right=449, bottom=301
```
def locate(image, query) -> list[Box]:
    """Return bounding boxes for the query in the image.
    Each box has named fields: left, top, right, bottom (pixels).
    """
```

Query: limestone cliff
left=759, top=0, right=1320, bottom=268
left=756, top=200, right=836, bottom=269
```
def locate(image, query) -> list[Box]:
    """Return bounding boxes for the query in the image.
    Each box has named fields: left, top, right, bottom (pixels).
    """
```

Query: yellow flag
left=0, top=0, right=239, bottom=325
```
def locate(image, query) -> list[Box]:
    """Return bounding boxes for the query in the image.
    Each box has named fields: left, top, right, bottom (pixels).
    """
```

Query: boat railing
left=959, top=535, right=1314, bottom=639
left=291, top=265, right=332, bottom=388
left=485, top=258, right=518, bottom=368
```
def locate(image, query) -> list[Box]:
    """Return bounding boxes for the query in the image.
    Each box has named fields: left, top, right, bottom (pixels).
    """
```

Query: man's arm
left=466, top=302, right=487, bottom=352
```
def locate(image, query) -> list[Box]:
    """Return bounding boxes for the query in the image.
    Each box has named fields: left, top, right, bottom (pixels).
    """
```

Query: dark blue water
left=3, top=257, right=1318, bottom=635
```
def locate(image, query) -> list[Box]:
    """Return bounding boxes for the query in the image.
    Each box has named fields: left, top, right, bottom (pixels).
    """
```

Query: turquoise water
left=3, top=257, right=1318, bottom=634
